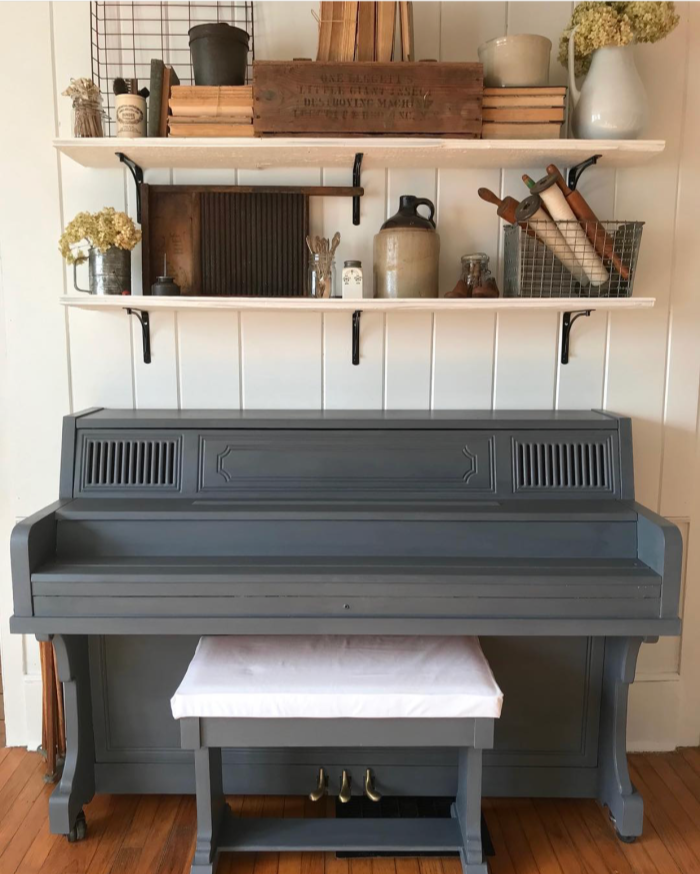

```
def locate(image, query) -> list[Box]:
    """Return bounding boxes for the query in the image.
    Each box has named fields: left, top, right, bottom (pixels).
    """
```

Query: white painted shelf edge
left=60, top=296, right=656, bottom=313
left=53, top=137, right=666, bottom=171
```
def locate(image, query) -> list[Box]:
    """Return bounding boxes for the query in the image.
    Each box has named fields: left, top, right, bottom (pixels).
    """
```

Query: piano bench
left=171, top=636, right=503, bottom=874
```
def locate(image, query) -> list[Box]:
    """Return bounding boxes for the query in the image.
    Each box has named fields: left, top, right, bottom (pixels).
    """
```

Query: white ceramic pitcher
left=568, top=31, right=647, bottom=139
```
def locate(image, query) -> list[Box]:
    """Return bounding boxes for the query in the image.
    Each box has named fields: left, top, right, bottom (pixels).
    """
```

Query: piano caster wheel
left=67, top=810, right=87, bottom=843
left=616, top=830, right=637, bottom=844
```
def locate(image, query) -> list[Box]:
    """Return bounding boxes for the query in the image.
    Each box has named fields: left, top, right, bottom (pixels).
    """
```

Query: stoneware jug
left=373, top=196, right=440, bottom=299
left=569, top=31, right=647, bottom=139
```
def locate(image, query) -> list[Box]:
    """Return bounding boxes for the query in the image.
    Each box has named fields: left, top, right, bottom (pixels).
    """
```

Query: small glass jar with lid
left=460, top=253, right=499, bottom=298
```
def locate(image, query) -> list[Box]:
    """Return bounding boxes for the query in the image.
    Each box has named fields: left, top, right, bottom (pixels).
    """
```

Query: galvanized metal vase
left=73, top=246, right=131, bottom=295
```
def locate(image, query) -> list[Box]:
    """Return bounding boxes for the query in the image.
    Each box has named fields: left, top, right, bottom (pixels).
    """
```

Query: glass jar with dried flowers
left=62, top=78, right=104, bottom=138
left=560, top=2, right=679, bottom=139
left=60, top=208, right=142, bottom=295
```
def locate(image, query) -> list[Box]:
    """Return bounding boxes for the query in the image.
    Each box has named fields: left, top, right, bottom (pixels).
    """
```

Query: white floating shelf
left=61, top=296, right=655, bottom=313
left=54, top=137, right=666, bottom=171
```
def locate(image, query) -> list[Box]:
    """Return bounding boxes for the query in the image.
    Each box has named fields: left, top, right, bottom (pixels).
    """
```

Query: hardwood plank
left=155, top=795, right=197, bottom=874
left=33, top=792, right=113, bottom=874
left=0, top=748, right=28, bottom=795
left=0, top=754, right=44, bottom=825
left=628, top=760, right=700, bottom=874
left=490, top=799, right=540, bottom=874
left=620, top=814, right=683, bottom=874
left=530, top=801, right=586, bottom=874
left=416, top=857, right=442, bottom=874
left=83, top=796, right=140, bottom=874
left=0, top=757, right=48, bottom=857
left=131, top=796, right=182, bottom=874
left=514, top=799, right=564, bottom=874
left=575, top=800, right=637, bottom=874
left=279, top=797, right=305, bottom=874
left=0, top=778, right=53, bottom=874
left=553, top=801, right=618, bottom=874
left=482, top=802, right=517, bottom=874
left=637, top=754, right=700, bottom=859
left=670, top=750, right=700, bottom=803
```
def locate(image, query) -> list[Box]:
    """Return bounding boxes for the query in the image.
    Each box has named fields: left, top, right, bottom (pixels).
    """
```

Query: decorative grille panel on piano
left=513, top=439, right=613, bottom=492
left=83, top=438, right=180, bottom=489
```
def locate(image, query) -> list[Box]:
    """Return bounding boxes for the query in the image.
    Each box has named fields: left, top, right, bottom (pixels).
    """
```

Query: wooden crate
left=481, top=87, right=566, bottom=140
left=253, top=61, right=482, bottom=137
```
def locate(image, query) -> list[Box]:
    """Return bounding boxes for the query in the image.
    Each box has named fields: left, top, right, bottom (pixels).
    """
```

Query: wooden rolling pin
left=515, top=194, right=586, bottom=284
left=546, top=164, right=629, bottom=280
left=478, top=189, right=537, bottom=240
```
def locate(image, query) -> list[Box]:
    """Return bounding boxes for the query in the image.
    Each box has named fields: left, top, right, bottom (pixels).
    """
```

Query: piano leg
left=597, top=636, right=644, bottom=842
left=41, top=634, right=96, bottom=840
left=452, top=746, right=488, bottom=874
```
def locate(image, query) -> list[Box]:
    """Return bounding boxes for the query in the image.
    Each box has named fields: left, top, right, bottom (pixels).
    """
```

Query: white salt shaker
left=342, top=260, right=365, bottom=300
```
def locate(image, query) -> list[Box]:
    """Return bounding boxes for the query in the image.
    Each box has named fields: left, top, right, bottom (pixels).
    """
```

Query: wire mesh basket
left=503, top=220, right=644, bottom=298
left=90, top=1, right=255, bottom=136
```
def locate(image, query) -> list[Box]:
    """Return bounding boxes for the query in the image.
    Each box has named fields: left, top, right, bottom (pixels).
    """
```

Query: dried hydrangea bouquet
left=560, top=2, right=679, bottom=139
left=60, top=208, right=142, bottom=295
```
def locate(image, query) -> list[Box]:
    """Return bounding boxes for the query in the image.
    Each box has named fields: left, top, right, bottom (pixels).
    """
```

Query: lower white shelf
left=60, top=295, right=656, bottom=313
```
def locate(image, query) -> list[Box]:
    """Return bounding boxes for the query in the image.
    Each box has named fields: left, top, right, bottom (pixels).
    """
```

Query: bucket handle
left=73, top=261, right=91, bottom=293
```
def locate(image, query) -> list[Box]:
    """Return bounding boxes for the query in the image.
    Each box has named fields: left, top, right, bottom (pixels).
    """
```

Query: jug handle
left=412, top=198, right=436, bottom=227
left=73, top=260, right=91, bottom=293
left=568, top=29, right=581, bottom=109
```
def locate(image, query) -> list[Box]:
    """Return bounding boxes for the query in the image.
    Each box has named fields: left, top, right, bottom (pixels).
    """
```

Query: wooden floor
left=2, top=748, right=700, bottom=874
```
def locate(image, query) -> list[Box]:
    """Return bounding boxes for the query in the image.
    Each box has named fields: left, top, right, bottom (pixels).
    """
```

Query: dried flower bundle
left=62, top=78, right=104, bottom=137
left=59, top=208, right=142, bottom=264
left=560, top=2, right=680, bottom=77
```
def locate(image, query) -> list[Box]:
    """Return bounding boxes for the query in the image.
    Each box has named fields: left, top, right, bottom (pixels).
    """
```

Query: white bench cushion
left=170, top=635, right=503, bottom=720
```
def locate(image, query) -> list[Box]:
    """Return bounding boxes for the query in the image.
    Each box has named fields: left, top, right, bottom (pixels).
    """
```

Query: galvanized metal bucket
left=73, top=247, right=131, bottom=295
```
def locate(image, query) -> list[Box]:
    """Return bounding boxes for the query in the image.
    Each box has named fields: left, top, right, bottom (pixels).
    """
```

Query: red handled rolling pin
left=546, top=164, right=629, bottom=279
left=478, top=188, right=535, bottom=237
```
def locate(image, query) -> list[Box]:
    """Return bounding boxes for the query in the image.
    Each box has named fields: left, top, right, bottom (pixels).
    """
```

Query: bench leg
left=191, top=747, right=226, bottom=874
left=47, top=635, right=95, bottom=840
left=452, top=747, right=488, bottom=874
left=597, top=637, right=644, bottom=842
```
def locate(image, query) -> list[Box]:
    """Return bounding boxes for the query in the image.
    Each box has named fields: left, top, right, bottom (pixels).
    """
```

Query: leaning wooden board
left=253, top=61, right=483, bottom=136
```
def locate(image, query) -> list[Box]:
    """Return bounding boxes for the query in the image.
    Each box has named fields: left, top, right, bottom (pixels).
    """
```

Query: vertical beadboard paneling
left=241, top=313, right=322, bottom=408
left=433, top=166, right=500, bottom=409
left=132, top=311, right=179, bottom=408
left=384, top=312, right=433, bottom=409
left=440, top=1, right=506, bottom=61
left=555, top=167, right=616, bottom=410
left=607, top=20, right=689, bottom=510
left=178, top=311, right=241, bottom=409
left=494, top=311, right=559, bottom=409
left=432, top=312, right=496, bottom=410
left=68, top=309, right=134, bottom=409
left=412, top=1, right=441, bottom=60
left=324, top=312, right=384, bottom=409
left=659, top=3, right=700, bottom=518
left=506, top=2, right=573, bottom=86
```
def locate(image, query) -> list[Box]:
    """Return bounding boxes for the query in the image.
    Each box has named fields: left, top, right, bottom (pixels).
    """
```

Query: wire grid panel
left=503, top=221, right=644, bottom=298
left=91, top=1, right=255, bottom=136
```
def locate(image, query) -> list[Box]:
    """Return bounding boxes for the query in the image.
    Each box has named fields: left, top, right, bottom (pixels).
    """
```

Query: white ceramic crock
left=478, top=34, right=552, bottom=88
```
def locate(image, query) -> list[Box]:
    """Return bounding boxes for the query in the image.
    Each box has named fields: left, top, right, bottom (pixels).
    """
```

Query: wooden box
left=253, top=61, right=483, bottom=137
left=481, top=87, right=566, bottom=140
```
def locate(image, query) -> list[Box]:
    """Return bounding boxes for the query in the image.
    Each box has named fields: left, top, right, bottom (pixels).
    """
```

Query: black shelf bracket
left=352, top=153, right=364, bottom=226
left=352, top=310, right=362, bottom=365
left=125, top=308, right=151, bottom=364
left=567, top=154, right=602, bottom=191
left=116, top=152, right=144, bottom=224
left=561, top=310, right=593, bottom=365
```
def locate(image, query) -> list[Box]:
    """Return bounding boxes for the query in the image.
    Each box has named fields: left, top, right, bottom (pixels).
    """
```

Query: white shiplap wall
left=0, top=0, right=699, bottom=751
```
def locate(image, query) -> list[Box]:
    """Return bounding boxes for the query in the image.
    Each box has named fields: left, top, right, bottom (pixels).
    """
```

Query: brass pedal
left=364, top=768, right=381, bottom=802
left=309, top=767, right=328, bottom=802
left=339, top=769, right=352, bottom=803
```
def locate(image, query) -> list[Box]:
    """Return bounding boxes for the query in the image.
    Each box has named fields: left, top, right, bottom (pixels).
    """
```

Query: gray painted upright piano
left=10, top=409, right=682, bottom=842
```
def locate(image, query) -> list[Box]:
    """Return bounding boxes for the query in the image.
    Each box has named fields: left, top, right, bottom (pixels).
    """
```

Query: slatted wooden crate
left=481, top=87, right=566, bottom=140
